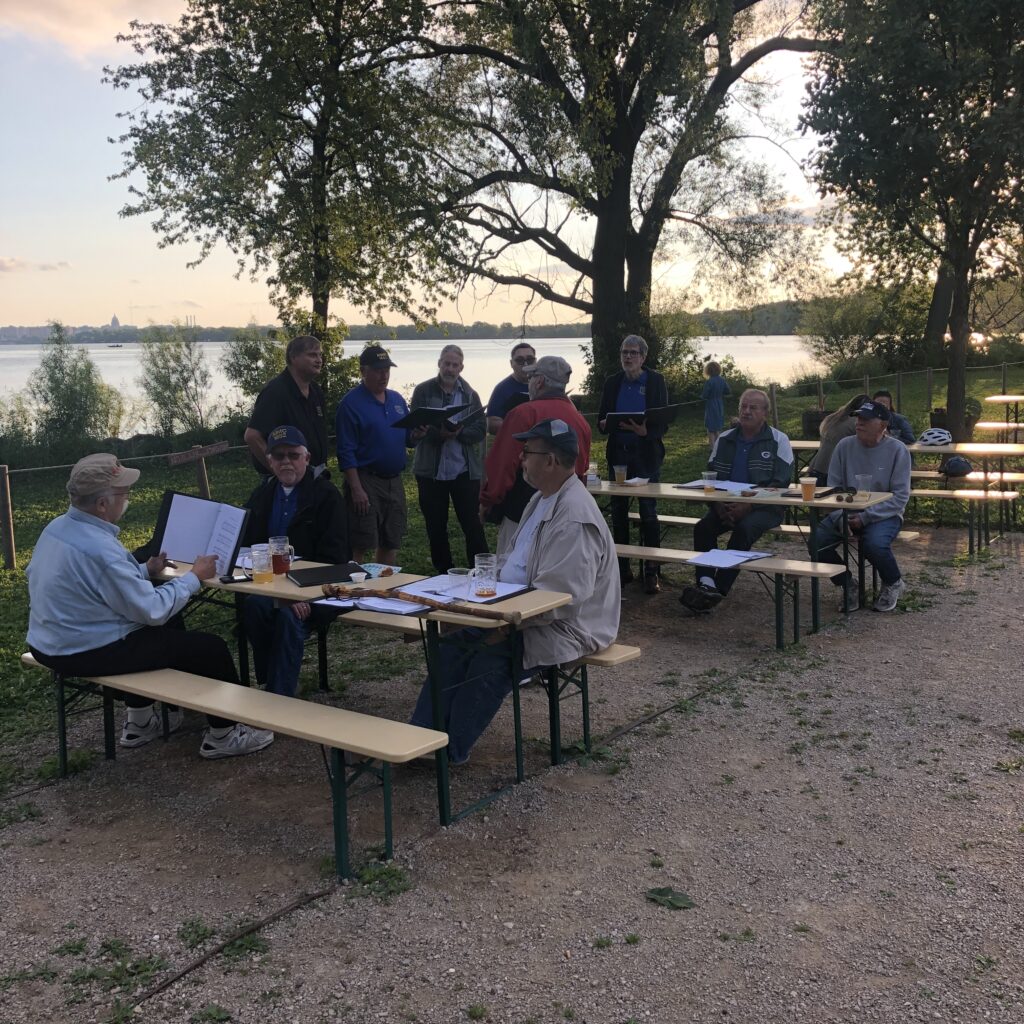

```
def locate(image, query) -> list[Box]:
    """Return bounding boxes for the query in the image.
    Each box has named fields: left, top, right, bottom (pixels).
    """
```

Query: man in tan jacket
left=410, top=418, right=619, bottom=764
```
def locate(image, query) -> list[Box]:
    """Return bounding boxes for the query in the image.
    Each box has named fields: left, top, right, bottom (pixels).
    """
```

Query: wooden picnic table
left=166, top=561, right=572, bottom=826
left=985, top=395, right=1024, bottom=424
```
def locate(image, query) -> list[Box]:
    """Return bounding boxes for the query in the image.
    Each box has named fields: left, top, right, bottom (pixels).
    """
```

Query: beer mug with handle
left=269, top=535, right=295, bottom=574
left=469, top=553, right=498, bottom=598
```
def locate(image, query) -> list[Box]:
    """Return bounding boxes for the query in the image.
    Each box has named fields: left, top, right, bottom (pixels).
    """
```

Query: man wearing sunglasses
left=241, top=425, right=348, bottom=696
left=486, top=342, right=536, bottom=435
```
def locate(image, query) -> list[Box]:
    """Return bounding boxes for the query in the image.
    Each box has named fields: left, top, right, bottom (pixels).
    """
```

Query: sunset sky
left=0, top=2, right=821, bottom=330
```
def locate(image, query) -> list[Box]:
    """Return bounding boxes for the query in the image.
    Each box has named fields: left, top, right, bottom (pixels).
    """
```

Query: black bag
left=942, top=455, right=973, bottom=478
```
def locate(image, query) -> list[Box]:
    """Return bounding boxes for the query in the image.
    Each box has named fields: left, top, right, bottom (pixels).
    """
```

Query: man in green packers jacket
left=680, top=389, right=794, bottom=612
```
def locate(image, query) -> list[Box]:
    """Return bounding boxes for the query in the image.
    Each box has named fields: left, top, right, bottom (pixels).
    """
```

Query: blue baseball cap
left=851, top=401, right=891, bottom=422
left=266, top=425, right=308, bottom=450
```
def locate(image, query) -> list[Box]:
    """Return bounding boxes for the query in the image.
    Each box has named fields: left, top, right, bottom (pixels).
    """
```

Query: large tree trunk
left=924, top=260, right=954, bottom=366
left=945, top=263, right=971, bottom=441
left=624, top=240, right=659, bottom=366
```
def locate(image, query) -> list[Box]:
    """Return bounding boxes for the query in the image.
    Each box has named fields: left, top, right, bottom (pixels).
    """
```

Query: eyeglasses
left=620, top=350, right=642, bottom=357
left=512, top=356, right=536, bottom=365
left=269, top=451, right=305, bottom=462
left=520, top=448, right=550, bottom=458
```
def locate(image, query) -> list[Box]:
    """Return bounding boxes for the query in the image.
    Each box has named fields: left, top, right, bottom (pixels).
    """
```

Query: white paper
left=316, top=597, right=355, bottom=608
left=676, top=479, right=752, bottom=494
left=354, top=597, right=431, bottom=615
left=686, top=549, right=772, bottom=569
left=160, top=494, right=246, bottom=575
left=399, top=575, right=529, bottom=604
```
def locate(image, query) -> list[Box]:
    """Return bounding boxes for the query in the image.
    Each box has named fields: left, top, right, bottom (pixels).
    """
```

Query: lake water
left=0, top=335, right=815, bottom=428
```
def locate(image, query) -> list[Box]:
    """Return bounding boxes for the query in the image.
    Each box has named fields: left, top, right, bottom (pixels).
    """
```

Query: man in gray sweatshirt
left=811, top=400, right=912, bottom=612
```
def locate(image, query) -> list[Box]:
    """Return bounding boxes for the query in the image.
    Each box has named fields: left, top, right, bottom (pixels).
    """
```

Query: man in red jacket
left=479, top=355, right=592, bottom=550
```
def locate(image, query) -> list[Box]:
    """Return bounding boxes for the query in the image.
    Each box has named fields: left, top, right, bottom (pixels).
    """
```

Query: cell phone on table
left=219, top=574, right=248, bottom=583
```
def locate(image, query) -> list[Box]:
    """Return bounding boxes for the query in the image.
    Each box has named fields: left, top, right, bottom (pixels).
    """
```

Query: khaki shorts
left=347, top=469, right=408, bottom=552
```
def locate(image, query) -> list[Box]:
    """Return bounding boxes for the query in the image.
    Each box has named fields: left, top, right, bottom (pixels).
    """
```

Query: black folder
left=286, top=562, right=368, bottom=587
left=604, top=405, right=678, bottom=431
left=392, top=404, right=470, bottom=430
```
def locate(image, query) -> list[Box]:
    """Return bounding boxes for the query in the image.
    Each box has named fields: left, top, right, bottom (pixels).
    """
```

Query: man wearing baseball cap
left=808, top=400, right=912, bottom=613
left=410, top=418, right=618, bottom=764
left=335, top=345, right=426, bottom=564
left=479, top=354, right=591, bottom=551
left=241, top=425, right=348, bottom=697
left=26, top=454, right=273, bottom=759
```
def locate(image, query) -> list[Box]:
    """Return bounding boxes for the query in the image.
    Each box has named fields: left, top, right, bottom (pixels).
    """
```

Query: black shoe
left=643, top=575, right=661, bottom=595
left=679, top=582, right=722, bottom=613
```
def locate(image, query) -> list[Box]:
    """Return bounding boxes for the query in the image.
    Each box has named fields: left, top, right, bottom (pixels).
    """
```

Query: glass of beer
left=269, top=535, right=294, bottom=574
left=613, top=464, right=627, bottom=484
left=702, top=470, right=717, bottom=495
left=470, top=553, right=498, bottom=598
left=855, top=474, right=872, bottom=497
left=799, top=477, right=817, bottom=502
left=250, top=544, right=274, bottom=584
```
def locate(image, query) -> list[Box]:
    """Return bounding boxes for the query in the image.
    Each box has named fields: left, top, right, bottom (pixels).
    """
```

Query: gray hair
left=439, top=344, right=464, bottom=361
left=621, top=334, right=648, bottom=358
left=535, top=440, right=576, bottom=470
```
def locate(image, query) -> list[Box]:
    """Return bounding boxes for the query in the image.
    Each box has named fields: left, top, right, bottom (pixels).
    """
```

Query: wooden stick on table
left=321, top=584, right=524, bottom=626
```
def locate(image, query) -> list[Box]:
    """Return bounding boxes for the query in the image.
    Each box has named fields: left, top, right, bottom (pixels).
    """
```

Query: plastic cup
left=471, top=553, right=498, bottom=598
left=349, top=572, right=367, bottom=584
left=855, top=474, right=872, bottom=497
left=447, top=567, right=470, bottom=597
left=702, top=470, right=717, bottom=495
left=799, top=477, right=817, bottom=501
left=613, top=464, right=627, bottom=483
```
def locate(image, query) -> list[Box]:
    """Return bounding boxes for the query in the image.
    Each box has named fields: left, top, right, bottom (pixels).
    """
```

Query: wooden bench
left=616, top=543, right=845, bottom=648
left=905, top=488, right=1018, bottom=553
left=911, top=470, right=1024, bottom=484
left=628, top=511, right=921, bottom=544
left=20, top=653, right=447, bottom=879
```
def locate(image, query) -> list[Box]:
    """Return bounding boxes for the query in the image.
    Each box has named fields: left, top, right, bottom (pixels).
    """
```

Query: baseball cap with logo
left=66, top=453, right=141, bottom=500
left=266, top=425, right=308, bottom=451
left=512, top=417, right=580, bottom=457
left=523, top=355, right=572, bottom=386
left=359, top=345, right=397, bottom=368
left=851, top=400, right=891, bottom=422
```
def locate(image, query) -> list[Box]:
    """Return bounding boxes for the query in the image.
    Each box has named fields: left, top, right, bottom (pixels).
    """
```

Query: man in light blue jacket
left=27, top=454, right=272, bottom=759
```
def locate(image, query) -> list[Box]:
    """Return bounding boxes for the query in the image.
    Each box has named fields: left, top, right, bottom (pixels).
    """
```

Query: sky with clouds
left=0, top=2, right=822, bottom=330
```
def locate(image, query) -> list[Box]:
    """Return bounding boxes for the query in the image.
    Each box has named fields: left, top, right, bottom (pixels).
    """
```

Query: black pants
left=692, top=505, right=785, bottom=596
left=416, top=473, right=489, bottom=572
left=608, top=456, right=662, bottom=580
left=30, top=625, right=240, bottom=728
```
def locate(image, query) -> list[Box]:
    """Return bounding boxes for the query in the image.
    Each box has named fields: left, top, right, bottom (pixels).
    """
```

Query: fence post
left=0, top=465, right=15, bottom=570
left=193, top=447, right=211, bottom=500
left=863, top=373, right=870, bottom=397
left=895, top=372, right=903, bottom=410
left=1002, top=362, right=1008, bottom=394
left=926, top=367, right=933, bottom=411
left=768, top=383, right=779, bottom=428
left=816, top=379, right=824, bottom=411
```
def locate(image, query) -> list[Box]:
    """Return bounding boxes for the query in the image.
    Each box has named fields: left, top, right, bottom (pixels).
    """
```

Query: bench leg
left=792, top=578, right=800, bottom=645
left=233, top=593, right=251, bottom=686
left=382, top=763, right=394, bottom=862
left=329, top=748, right=351, bottom=880
left=317, top=624, right=329, bottom=692
left=424, top=622, right=452, bottom=827
left=546, top=667, right=562, bottom=766
left=774, top=575, right=784, bottom=650
left=102, top=687, right=116, bottom=761
left=54, top=673, right=69, bottom=779
left=580, top=666, right=591, bottom=755
left=512, top=667, right=525, bottom=783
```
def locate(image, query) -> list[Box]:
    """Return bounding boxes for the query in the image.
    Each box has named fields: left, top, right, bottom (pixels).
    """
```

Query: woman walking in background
left=809, top=393, right=870, bottom=484
left=701, top=361, right=730, bottom=446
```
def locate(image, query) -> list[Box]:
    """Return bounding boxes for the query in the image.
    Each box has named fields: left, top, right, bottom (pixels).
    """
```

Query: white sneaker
left=120, top=707, right=184, bottom=748
left=874, top=577, right=907, bottom=613
left=199, top=723, right=274, bottom=760
left=836, top=579, right=858, bottom=613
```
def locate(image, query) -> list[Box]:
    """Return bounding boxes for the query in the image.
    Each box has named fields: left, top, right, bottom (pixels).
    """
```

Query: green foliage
left=798, top=281, right=932, bottom=372
left=191, top=1006, right=232, bottom=1023
left=349, top=863, right=412, bottom=903
left=177, top=916, right=216, bottom=949
left=644, top=887, right=695, bottom=910
left=138, top=324, right=212, bottom=435
left=0, top=801, right=42, bottom=830
left=220, top=932, right=269, bottom=961
left=220, top=326, right=285, bottom=400
left=106, top=0, right=448, bottom=330
left=37, top=748, right=96, bottom=780
left=26, top=322, right=126, bottom=458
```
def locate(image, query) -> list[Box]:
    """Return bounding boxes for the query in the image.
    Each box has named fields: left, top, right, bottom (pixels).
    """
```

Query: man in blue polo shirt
left=486, top=342, right=535, bottom=435
left=335, top=345, right=425, bottom=564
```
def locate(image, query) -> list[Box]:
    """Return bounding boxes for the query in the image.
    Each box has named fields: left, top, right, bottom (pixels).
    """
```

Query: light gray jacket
left=505, top=474, right=620, bottom=668
left=828, top=434, right=911, bottom=522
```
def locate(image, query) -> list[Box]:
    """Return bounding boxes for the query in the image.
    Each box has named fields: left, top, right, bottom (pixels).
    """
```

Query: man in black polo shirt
left=244, top=335, right=328, bottom=475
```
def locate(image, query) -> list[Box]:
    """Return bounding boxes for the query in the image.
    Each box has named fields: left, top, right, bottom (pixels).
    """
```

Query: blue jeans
left=244, top=596, right=340, bottom=697
left=813, top=512, right=902, bottom=586
left=409, top=628, right=517, bottom=765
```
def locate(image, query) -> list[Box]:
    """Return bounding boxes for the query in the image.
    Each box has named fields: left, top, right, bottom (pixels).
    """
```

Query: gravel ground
left=2, top=527, right=1023, bottom=1024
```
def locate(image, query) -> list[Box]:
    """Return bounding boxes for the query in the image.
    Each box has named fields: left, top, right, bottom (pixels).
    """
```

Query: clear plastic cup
left=702, top=470, right=717, bottom=495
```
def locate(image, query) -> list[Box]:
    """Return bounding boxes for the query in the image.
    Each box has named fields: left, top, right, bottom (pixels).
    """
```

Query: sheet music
left=686, top=549, right=772, bottom=569
left=159, top=493, right=246, bottom=574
